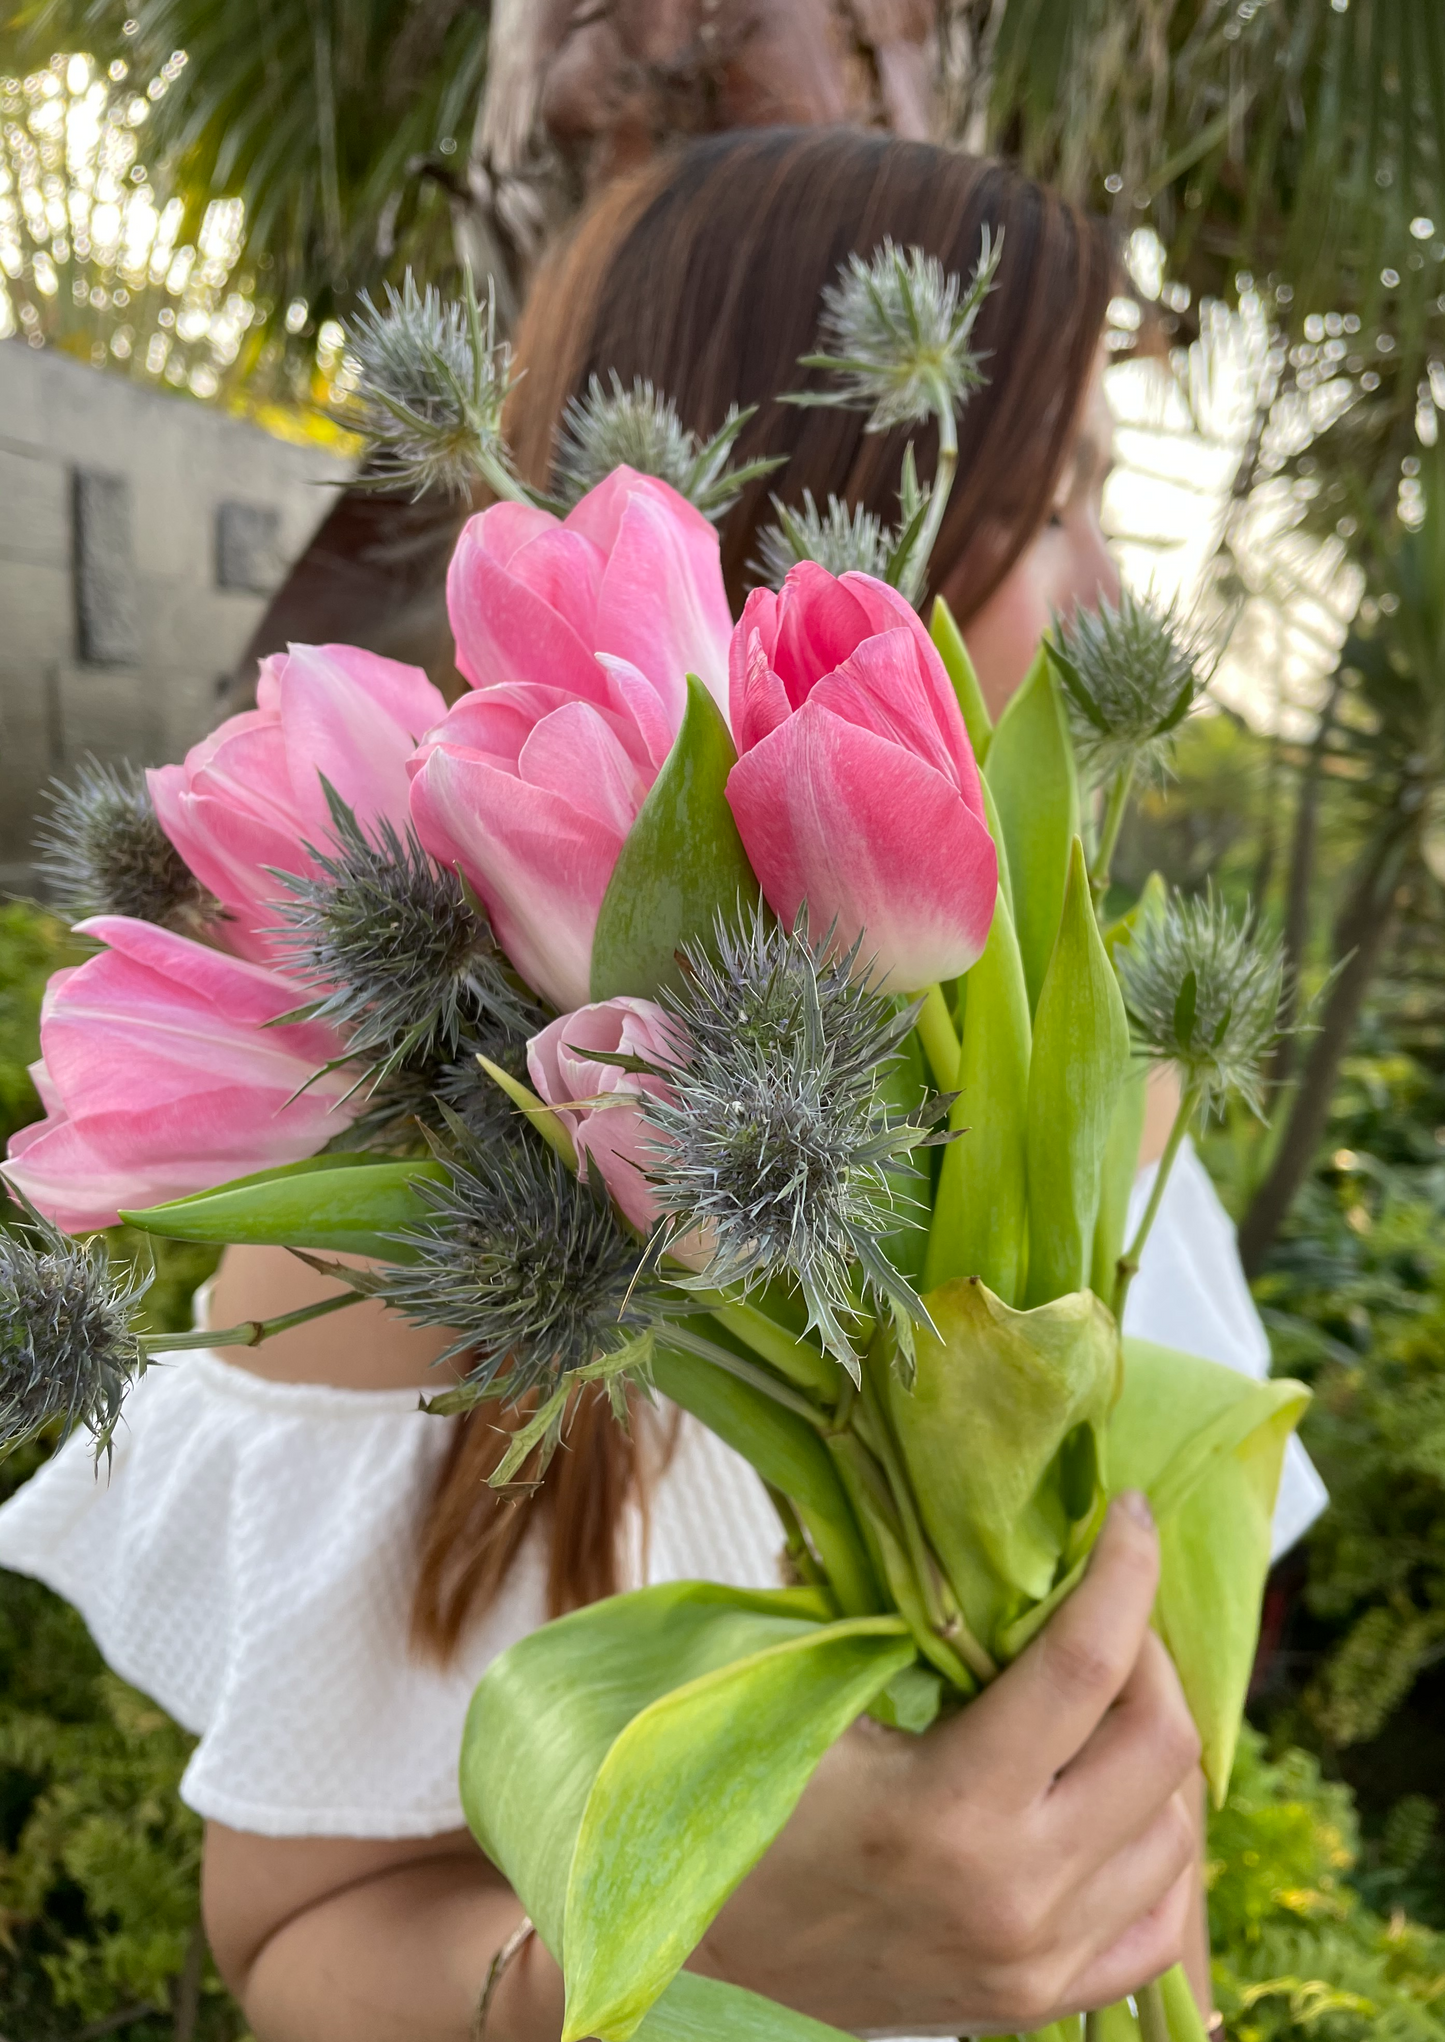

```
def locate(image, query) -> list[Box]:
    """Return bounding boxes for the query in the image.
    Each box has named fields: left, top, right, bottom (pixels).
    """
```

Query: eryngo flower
left=1116, top=890, right=1286, bottom=1119
left=793, top=232, right=1002, bottom=432
left=374, top=1113, right=672, bottom=1403
left=343, top=268, right=521, bottom=502
left=753, top=491, right=892, bottom=587
left=0, top=1193, right=148, bottom=1457
left=270, top=786, right=537, bottom=1084
left=1049, top=590, right=1212, bottom=786
left=340, top=1025, right=534, bottom=1155
left=34, top=759, right=215, bottom=933
left=554, top=373, right=783, bottom=522
left=640, top=907, right=955, bottom=1373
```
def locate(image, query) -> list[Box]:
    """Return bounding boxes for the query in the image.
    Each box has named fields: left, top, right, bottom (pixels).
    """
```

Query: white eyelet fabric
left=0, top=1142, right=1322, bottom=1839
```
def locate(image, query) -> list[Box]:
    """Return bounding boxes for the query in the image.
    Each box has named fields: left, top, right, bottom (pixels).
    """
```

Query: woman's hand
left=695, top=1493, right=1203, bottom=2036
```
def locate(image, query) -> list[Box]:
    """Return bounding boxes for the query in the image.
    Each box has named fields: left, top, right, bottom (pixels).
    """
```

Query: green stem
left=660, top=1325, right=831, bottom=1430
left=905, top=381, right=959, bottom=604
left=702, top=1301, right=841, bottom=1399
left=1091, top=758, right=1137, bottom=901
left=1112, top=1079, right=1200, bottom=1322
left=857, top=1350, right=998, bottom=1683
left=1137, top=1983, right=1170, bottom=2042
left=915, top=983, right=961, bottom=1089
left=144, top=1287, right=365, bottom=1355
left=765, top=1484, right=827, bottom=1591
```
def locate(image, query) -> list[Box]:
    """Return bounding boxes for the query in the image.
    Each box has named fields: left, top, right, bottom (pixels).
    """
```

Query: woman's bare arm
left=204, top=1244, right=458, bottom=1391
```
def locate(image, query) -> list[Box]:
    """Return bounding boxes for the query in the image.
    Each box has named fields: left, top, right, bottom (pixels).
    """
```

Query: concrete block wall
left=0, top=341, right=353, bottom=895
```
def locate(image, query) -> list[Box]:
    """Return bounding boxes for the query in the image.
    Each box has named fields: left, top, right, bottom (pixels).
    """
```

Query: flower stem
left=661, top=1325, right=832, bottom=1430
left=915, top=983, right=961, bottom=1089
left=1137, top=1982, right=1170, bottom=2042
left=904, top=378, right=959, bottom=605
left=1091, top=758, right=1137, bottom=902
left=144, top=1287, right=365, bottom=1355
left=1112, top=1079, right=1200, bottom=1322
left=703, top=1300, right=841, bottom=1398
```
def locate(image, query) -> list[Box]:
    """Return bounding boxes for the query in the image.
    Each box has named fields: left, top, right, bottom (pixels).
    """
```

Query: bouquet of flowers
left=2, top=252, right=1307, bottom=2042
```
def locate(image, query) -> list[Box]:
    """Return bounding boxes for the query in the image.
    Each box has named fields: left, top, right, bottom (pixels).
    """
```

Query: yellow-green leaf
left=983, top=648, right=1079, bottom=1016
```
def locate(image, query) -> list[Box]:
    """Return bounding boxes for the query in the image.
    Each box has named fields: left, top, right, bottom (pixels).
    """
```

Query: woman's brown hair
left=413, top=127, right=1115, bottom=1659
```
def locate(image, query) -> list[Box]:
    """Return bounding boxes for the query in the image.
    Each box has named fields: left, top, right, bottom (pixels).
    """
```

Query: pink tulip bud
left=410, top=469, right=733, bottom=1012
left=726, top=564, right=998, bottom=991
left=2, top=917, right=358, bottom=1233
left=526, top=997, right=683, bottom=1238
left=148, top=644, right=447, bottom=964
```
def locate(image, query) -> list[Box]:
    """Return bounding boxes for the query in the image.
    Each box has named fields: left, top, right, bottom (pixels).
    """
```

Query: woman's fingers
left=1068, top=1857, right=1198, bottom=2015
left=934, top=1493, right=1161, bottom=1808
left=1047, top=1629, right=1202, bottom=1866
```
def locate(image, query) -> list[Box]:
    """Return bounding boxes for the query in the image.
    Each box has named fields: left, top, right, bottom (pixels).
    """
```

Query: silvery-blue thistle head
left=0, top=1194, right=149, bottom=1458
left=792, top=232, right=1002, bottom=433
left=373, top=1114, right=673, bottom=1404
left=343, top=269, right=521, bottom=502
left=270, top=787, right=540, bottom=1088
left=1049, top=590, right=1212, bottom=787
left=34, top=759, right=215, bottom=933
left=752, top=450, right=929, bottom=592
left=638, top=907, right=954, bottom=1374
left=1116, top=890, right=1287, bottom=1120
left=554, top=373, right=784, bottom=521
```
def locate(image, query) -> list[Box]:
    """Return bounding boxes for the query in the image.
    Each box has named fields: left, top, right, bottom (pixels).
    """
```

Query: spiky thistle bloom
left=553, top=373, right=783, bottom=522
left=1116, top=890, right=1287, bottom=1119
left=1, top=1196, right=149, bottom=1457
left=270, top=789, right=538, bottom=1083
left=639, top=908, right=954, bottom=1371
left=793, top=232, right=1002, bottom=432
left=1049, top=589, right=1212, bottom=786
left=342, top=269, right=522, bottom=502
left=34, top=759, right=215, bottom=932
left=752, top=491, right=893, bottom=587
left=373, top=1115, right=671, bottom=1403
left=343, top=1027, right=533, bottom=1155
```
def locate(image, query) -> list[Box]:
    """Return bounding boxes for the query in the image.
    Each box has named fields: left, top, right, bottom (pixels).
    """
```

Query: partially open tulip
left=3, top=916, right=357, bottom=1232
left=526, top=998, right=682, bottom=1237
left=726, top=564, right=997, bottom=991
left=409, top=469, right=733, bottom=1011
left=149, top=644, right=447, bottom=964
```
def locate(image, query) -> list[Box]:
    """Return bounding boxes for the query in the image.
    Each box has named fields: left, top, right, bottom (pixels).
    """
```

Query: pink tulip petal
left=811, top=629, right=965, bottom=790
left=447, top=519, right=607, bottom=702
left=592, top=486, right=732, bottom=717
left=517, top=701, right=648, bottom=836
left=276, top=644, right=446, bottom=833
left=732, top=630, right=796, bottom=755
left=501, top=525, right=605, bottom=647
left=411, top=746, right=625, bottom=1012
left=727, top=703, right=997, bottom=990
left=769, top=564, right=875, bottom=708
left=470, top=500, right=563, bottom=571
left=595, top=656, right=680, bottom=777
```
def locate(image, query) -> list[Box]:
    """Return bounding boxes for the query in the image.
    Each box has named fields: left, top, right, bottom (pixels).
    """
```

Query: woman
left=0, top=130, right=1308, bottom=2041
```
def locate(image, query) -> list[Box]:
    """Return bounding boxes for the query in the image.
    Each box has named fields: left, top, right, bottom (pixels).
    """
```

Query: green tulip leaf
left=1025, top=838, right=1131, bottom=1306
left=120, top=1155, right=446, bottom=1260
left=926, top=882, right=1031, bottom=1305
left=930, top=594, right=993, bottom=765
left=634, top=1973, right=855, bottom=2042
left=591, top=673, right=760, bottom=1003
left=1109, top=1337, right=1310, bottom=1799
left=983, top=648, right=1079, bottom=1016
left=459, top=1580, right=911, bottom=2042
left=886, top=1278, right=1119, bottom=1658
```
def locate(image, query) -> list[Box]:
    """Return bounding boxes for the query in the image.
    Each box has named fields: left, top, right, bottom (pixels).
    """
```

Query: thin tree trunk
left=1271, top=671, right=1344, bottom=1087
left=171, top=1920, right=206, bottom=2042
left=1239, top=828, right=1412, bottom=1275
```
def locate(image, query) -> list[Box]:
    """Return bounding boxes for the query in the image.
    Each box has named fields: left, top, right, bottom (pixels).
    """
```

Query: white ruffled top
left=0, top=1142, right=1324, bottom=1840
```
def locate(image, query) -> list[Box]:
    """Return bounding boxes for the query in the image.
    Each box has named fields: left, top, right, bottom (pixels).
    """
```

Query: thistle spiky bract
left=342, top=268, right=524, bottom=503
left=1116, top=889, right=1287, bottom=1120
left=270, top=787, right=539, bottom=1085
left=792, top=232, right=1002, bottom=432
left=373, top=1115, right=670, bottom=1404
left=752, top=491, right=893, bottom=587
left=0, top=1192, right=149, bottom=1458
left=554, top=373, right=784, bottom=522
left=33, top=759, right=215, bottom=932
left=639, top=907, right=954, bottom=1373
left=1049, top=589, right=1211, bottom=787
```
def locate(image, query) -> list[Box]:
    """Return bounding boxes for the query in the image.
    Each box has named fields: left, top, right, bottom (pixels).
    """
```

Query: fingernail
left=1117, top=1489, right=1154, bottom=1531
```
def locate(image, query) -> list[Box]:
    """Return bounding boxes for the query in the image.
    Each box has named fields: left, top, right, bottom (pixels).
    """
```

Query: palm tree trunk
left=1238, top=826, right=1413, bottom=1275
left=1270, top=672, right=1344, bottom=1088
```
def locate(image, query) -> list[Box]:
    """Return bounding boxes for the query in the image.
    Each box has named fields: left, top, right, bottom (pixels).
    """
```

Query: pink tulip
left=526, top=998, right=683, bottom=1237
left=3, top=916, right=358, bottom=1233
left=409, top=469, right=734, bottom=1011
left=726, top=564, right=998, bottom=991
left=149, top=644, right=447, bottom=964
